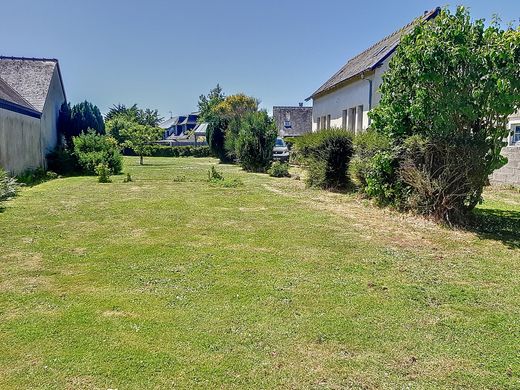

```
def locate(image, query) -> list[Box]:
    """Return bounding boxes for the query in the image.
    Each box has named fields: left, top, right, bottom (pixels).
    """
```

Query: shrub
left=235, top=111, right=278, bottom=172
left=397, top=135, right=490, bottom=222
left=294, top=129, right=354, bottom=189
left=349, top=129, right=391, bottom=190
left=95, top=163, right=111, bottom=183
left=268, top=161, right=290, bottom=178
left=206, top=116, right=230, bottom=163
left=72, top=131, right=123, bottom=175
left=0, top=168, right=19, bottom=202
left=151, top=145, right=211, bottom=158
left=17, top=168, right=59, bottom=186
left=368, top=7, right=520, bottom=222
left=47, top=146, right=81, bottom=175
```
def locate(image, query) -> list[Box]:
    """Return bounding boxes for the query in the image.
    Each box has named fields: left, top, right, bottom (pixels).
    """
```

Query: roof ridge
left=308, top=7, right=441, bottom=100
left=0, top=76, right=38, bottom=111
left=348, top=8, right=438, bottom=65
left=0, top=55, right=58, bottom=62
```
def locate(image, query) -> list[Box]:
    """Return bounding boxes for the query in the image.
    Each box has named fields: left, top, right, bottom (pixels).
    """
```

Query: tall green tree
left=236, top=110, right=277, bottom=172
left=105, top=104, right=163, bottom=126
left=216, top=94, right=259, bottom=161
left=197, top=84, right=225, bottom=122
left=58, top=101, right=105, bottom=141
left=369, top=7, right=520, bottom=222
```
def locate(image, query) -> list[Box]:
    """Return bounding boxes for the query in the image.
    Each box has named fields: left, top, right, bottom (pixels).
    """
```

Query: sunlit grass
left=0, top=157, right=518, bottom=389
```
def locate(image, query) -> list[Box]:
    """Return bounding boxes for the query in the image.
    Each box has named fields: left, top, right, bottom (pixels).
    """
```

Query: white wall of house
left=0, top=108, right=42, bottom=174
left=311, top=57, right=390, bottom=133
left=40, top=67, right=66, bottom=162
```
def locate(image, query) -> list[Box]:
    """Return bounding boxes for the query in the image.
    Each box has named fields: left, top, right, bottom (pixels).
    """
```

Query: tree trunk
left=140, top=155, right=144, bottom=165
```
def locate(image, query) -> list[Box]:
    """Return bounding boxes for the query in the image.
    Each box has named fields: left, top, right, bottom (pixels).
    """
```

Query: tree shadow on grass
left=466, top=208, right=520, bottom=249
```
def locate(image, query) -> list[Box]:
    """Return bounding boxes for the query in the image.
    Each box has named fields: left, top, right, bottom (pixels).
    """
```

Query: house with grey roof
left=273, top=104, right=312, bottom=137
left=307, top=8, right=440, bottom=133
left=0, top=56, right=66, bottom=174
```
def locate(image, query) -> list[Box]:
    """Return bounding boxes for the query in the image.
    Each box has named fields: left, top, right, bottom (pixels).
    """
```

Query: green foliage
left=268, top=161, right=290, bottom=178
left=0, top=168, right=19, bottom=202
left=208, top=166, right=224, bottom=181
left=198, top=84, right=225, bottom=123
left=206, top=115, right=230, bottom=162
left=58, top=101, right=105, bottom=140
left=364, top=150, right=403, bottom=205
left=349, top=129, right=391, bottom=189
left=16, top=168, right=59, bottom=186
left=105, top=104, right=163, bottom=127
left=120, top=123, right=163, bottom=165
left=217, top=94, right=259, bottom=161
left=151, top=145, right=210, bottom=158
left=105, top=116, right=132, bottom=145
left=368, top=7, right=520, bottom=222
left=295, top=129, right=354, bottom=189
left=95, top=163, right=112, bottom=183
left=236, top=111, right=278, bottom=172
left=123, top=173, right=133, bottom=183
left=46, top=146, right=81, bottom=175
left=72, top=131, right=123, bottom=175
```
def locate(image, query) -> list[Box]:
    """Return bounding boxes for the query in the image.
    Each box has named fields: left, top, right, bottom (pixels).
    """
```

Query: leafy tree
left=106, top=116, right=133, bottom=145
left=236, top=110, right=277, bottom=172
left=215, top=94, right=259, bottom=160
left=198, top=84, right=225, bottom=123
left=121, top=123, right=163, bottom=165
left=105, top=104, right=163, bottom=126
left=58, top=101, right=105, bottom=141
left=206, top=115, right=230, bottom=163
left=368, top=7, right=520, bottom=222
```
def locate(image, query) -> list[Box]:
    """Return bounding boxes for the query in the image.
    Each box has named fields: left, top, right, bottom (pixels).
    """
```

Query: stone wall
left=273, top=106, right=312, bottom=137
left=490, top=147, right=520, bottom=186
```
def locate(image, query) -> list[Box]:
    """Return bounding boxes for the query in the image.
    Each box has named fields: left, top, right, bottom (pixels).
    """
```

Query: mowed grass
left=0, top=156, right=519, bottom=389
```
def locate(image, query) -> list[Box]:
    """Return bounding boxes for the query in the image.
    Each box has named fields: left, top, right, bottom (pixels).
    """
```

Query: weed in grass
left=123, top=173, right=133, bottom=183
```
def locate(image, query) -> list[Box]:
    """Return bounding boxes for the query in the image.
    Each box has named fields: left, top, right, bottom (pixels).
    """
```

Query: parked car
left=273, top=137, right=290, bottom=162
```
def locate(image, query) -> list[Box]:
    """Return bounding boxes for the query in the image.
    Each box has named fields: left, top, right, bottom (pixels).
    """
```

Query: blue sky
left=1, top=0, right=517, bottom=118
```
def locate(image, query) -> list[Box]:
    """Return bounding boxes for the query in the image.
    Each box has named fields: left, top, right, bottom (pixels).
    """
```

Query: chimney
left=299, top=102, right=303, bottom=107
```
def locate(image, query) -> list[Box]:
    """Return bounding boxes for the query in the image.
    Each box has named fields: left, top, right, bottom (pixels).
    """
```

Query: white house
left=0, top=56, right=66, bottom=174
left=307, top=7, right=520, bottom=186
left=306, top=8, right=440, bottom=133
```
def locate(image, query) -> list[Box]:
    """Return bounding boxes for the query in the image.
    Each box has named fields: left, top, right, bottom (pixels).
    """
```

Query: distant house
left=158, top=112, right=207, bottom=146
left=273, top=104, right=312, bottom=137
left=306, top=8, right=440, bottom=133
left=0, top=56, right=66, bottom=174
left=160, top=112, right=199, bottom=138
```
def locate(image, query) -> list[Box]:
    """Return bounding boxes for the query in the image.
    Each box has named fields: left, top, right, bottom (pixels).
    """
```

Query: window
left=348, top=108, right=356, bottom=131
left=512, top=125, right=520, bottom=146
left=356, top=105, right=364, bottom=133
left=316, top=117, right=321, bottom=130
left=342, top=110, right=348, bottom=130
left=327, top=115, right=331, bottom=129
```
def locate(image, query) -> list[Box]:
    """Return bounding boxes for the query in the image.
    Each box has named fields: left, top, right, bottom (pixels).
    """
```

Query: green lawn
left=1, top=157, right=519, bottom=389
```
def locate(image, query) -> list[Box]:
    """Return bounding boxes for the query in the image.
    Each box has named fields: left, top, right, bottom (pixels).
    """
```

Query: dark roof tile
left=309, top=7, right=440, bottom=99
